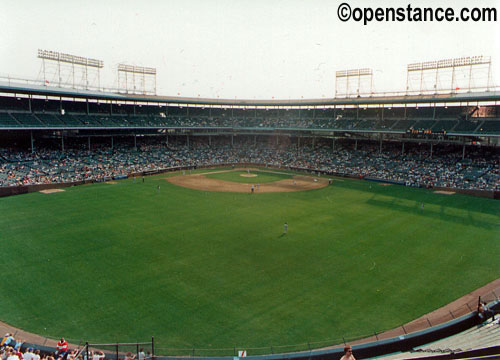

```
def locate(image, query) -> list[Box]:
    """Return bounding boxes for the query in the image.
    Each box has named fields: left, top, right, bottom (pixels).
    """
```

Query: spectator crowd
left=0, top=137, right=498, bottom=191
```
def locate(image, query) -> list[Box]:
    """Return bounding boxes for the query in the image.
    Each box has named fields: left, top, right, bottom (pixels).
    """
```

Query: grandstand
left=0, top=81, right=498, bottom=196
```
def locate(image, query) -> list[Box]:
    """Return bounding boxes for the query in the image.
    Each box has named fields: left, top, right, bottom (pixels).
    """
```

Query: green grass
left=204, top=169, right=293, bottom=183
left=0, top=172, right=498, bottom=355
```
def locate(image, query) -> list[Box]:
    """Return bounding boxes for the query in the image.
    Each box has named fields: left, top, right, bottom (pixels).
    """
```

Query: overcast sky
left=1, top=0, right=499, bottom=99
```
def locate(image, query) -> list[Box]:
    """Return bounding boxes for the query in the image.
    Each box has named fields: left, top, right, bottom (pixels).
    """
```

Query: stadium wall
left=433, top=186, right=499, bottom=199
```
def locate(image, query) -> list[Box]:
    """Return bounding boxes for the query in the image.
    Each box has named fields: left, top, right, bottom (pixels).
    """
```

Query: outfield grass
left=204, top=169, right=292, bottom=183
left=0, top=172, right=498, bottom=355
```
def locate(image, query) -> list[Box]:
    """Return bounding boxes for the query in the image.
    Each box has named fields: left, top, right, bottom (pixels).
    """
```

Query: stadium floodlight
left=118, top=64, right=156, bottom=75
left=335, top=68, right=373, bottom=98
left=38, top=49, right=104, bottom=68
left=37, top=49, right=104, bottom=90
left=117, top=63, right=157, bottom=95
left=406, top=56, right=491, bottom=95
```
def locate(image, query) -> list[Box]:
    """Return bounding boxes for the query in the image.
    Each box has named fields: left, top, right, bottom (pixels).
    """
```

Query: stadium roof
left=1, top=81, right=499, bottom=107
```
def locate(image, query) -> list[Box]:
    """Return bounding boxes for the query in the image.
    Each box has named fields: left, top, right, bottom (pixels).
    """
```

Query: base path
left=166, top=169, right=330, bottom=193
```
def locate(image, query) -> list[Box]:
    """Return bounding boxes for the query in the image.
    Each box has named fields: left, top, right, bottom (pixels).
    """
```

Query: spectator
left=23, top=349, right=34, bottom=360
left=91, top=351, right=104, bottom=360
left=340, top=345, right=355, bottom=360
left=55, top=339, right=68, bottom=359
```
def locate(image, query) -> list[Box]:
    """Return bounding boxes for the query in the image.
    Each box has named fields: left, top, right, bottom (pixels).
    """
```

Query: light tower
left=37, top=49, right=104, bottom=90
left=335, top=68, right=373, bottom=98
left=406, top=56, right=492, bottom=95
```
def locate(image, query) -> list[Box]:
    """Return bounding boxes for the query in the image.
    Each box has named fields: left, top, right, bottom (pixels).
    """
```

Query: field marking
left=240, top=174, right=258, bottom=177
left=39, top=189, right=65, bottom=194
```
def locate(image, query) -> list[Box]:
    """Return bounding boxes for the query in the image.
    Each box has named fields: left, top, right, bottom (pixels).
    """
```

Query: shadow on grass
left=365, top=196, right=497, bottom=230
left=333, top=179, right=500, bottom=217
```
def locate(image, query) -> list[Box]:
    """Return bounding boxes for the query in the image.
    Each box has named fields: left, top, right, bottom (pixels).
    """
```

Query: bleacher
left=0, top=97, right=497, bottom=134
left=392, top=119, right=417, bottom=131
left=476, top=119, right=500, bottom=134
left=414, top=119, right=437, bottom=130
left=35, top=113, right=66, bottom=127
left=433, top=119, right=458, bottom=132
left=454, top=119, right=481, bottom=133
left=11, top=113, right=43, bottom=127
left=57, top=114, right=83, bottom=127
left=376, top=317, right=500, bottom=360
left=0, top=112, right=21, bottom=127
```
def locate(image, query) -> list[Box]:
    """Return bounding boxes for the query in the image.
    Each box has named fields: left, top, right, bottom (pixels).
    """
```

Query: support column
left=111, top=136, right=114, bottom=150
left=166, top=135, right=168, bottom=147
left=231, top=134, right=234, bottom=147
left=88, top=136, right=91, bottom=151
left=298, top=137, right=300, bottom=149
left=134, top=134, right=137, bottom=150
left=355, top=139, right=358, bottom=151
left=209, top=135, right=212, bottom=146
left=379, top=134, right=383, bottom=154
left=312, top=137, right=315, bottom=148
left=401, top=142, right=404, bottom=155
left=462, top=144, right=466, bottom=160
left=254, top=135, right=256, bottom=146
left=430, top=143, right=433, bottom=159
left=187, top=135, right=190, bottom=149
left=332, top=138, right=335, bottom=151
left=61, top=133, right=65, bottom=152
left=30, top=131, right=34, bottom=153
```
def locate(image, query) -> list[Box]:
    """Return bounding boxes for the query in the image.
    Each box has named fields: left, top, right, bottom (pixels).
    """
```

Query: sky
left=0, top=0, right=499, bottom=100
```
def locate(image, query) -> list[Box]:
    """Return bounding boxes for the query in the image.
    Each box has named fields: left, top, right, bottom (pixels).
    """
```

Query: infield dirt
left=166, top=168, right=330, bottom=193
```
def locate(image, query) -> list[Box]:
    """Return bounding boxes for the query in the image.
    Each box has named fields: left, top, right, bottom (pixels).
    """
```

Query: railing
left=117, top=283, right=500, bottom=356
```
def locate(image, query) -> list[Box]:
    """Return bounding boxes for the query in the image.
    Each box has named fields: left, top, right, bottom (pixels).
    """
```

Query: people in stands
left=0, top=140, right=497, bottom=191
left=124, top=353, right=136, bottom=360
left=340, top=345, right=356, bottom=360
left=137, top=349, right=145, bottom=360
left=1, top=334, right=15, bottom=347
left=478, top=301, right=497, bottom=321
left=23, top=348, right=35, bottom=360
left=91, top=351, right=105, bottom=360
left=55, top=338, right=68, bottom=359
left=6, top=347, right=20, bottom=360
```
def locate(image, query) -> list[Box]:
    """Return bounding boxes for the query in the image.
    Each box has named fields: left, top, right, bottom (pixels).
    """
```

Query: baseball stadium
left=1, top=2, right=500, bottom=358
left=0, top=51, right=499, bottom=360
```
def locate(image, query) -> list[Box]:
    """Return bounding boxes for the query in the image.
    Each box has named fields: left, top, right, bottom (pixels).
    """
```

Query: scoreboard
left=406, top=129, right=447, bottom=136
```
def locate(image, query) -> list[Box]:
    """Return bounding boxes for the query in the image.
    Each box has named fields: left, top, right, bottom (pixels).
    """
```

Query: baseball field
left=0, top=167, right=498, bottom=355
